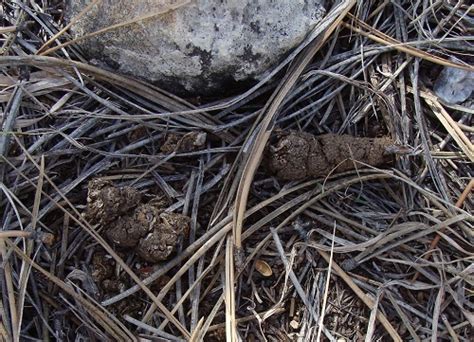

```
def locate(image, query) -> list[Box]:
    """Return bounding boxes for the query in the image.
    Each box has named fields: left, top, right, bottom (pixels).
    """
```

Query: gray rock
left=65, top=0, right=326, bottom=95
left=434, top=66, right=474, bottom=105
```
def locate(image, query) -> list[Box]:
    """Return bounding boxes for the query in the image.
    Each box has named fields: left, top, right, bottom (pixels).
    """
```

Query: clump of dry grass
left=1, top=0, right=473, bottom=341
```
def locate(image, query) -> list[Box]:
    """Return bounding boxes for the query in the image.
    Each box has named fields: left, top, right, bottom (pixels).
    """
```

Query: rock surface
left=434, top=66, right=474, bottom=105
left=65, top=0, right=327, bottom=94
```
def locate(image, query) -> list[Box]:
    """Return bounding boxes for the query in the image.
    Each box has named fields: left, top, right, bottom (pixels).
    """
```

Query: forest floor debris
left=1, top=1, right=473, bottom=341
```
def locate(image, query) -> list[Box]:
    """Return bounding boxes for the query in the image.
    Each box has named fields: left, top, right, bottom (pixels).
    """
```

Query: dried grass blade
left=15, top=155, right=45, bottom=338
left=386, top=293, right=421, bottom=342
left=233, top=0, right=358, bottom=248
left=0, top=56, right=191, bottom=112
left=0, top=81, right=23, bottom=158
left=423, top=95, right=474, bottom=162
left=316, top=222, right=336, bottom=341
left=141, top=227, right=228, bottom=323
left=0, top=239, right=18, bottom=342
left=6, top=140, right=191, bottom=339
left=6, top=241, right=133, bottom=341
left=318, top=250, right=402, bottom=342
left=431, top=286, right=445, bottom=342
left=123, top=182, right=319, bottom=317
left=0, top=319, right=9, bottom=342
left=344, top=18, right=473, bottom=72
left=37, top=0, right=103, bottom=54
left=0, top=26, right=17, bottom=35
left=365, top=290, right=382, bottom=342
left=40, top=0, right=192, bottom=56
left=225, top=234, right=238, bottom=341
left=123, top=315, right=184, bottom=341
left=270, top=228, right=330, bottom=338
left=189, top=317, right=204, bottom=342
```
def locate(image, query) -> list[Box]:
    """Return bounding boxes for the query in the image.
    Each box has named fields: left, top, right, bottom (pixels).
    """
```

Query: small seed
left=255, top=259, right=272, bottom=277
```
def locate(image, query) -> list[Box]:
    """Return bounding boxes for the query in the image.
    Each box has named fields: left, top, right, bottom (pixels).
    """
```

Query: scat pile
left=267, top=131, right=395, bottom=180
left=136, top=212, right=190, bottom=262
left=105, top=204, right=155, bottom=248
left=160, top=131, right=207, bottom=154
left=85, top=180, right=190, bottom=262
left=86, top=179, right=142, bottom=224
